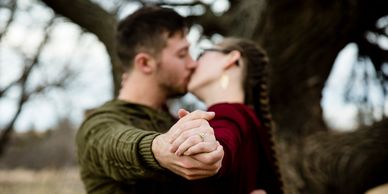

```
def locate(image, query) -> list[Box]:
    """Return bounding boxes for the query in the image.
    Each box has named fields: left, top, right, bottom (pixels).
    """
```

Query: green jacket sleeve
left=76, top=112, right=166, bottom=183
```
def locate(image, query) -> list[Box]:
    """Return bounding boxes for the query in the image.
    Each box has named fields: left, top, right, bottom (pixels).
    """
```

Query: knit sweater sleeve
left=76, top=112, right=165, bottom=184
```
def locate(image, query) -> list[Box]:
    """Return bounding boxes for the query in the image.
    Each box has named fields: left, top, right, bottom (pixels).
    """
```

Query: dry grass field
left=0, top=167, right=386, bottom=194
left=0, top=168, right=85, bottom=194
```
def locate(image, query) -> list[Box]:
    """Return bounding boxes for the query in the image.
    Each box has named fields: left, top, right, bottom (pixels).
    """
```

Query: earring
left=220, top=73, right=229, bottom=89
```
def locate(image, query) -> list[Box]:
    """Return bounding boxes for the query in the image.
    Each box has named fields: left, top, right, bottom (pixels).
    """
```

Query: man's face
left=155, top=33, right=197, bottom=98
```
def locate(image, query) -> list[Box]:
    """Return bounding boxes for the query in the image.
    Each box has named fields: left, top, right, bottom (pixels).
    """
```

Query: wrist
left=139, top=133, right=164, bottom=171
left=151, top=134, right=167, bottom=168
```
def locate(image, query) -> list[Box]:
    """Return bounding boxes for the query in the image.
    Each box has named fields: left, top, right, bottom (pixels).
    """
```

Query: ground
left=0, top=168, right=84, bottom=194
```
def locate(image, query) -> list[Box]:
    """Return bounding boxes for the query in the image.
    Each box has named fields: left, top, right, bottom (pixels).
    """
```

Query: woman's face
left=187, top=47, right=229, bottom=93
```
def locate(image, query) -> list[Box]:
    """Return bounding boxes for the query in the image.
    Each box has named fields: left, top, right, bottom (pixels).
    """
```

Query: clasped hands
left=152, top=109, right=224, bottom=180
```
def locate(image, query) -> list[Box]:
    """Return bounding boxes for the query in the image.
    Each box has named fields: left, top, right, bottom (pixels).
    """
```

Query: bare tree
left=0, top=3, right=77, bottom=156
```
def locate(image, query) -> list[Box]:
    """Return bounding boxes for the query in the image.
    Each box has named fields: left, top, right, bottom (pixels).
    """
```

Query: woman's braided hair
left=219, top=38, right=285, bottom=193
left=220, top=38, right=273, bottom=133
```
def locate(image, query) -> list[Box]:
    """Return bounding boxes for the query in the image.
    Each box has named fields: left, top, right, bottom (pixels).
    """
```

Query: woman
left=170, top=38, right=284, bottom=194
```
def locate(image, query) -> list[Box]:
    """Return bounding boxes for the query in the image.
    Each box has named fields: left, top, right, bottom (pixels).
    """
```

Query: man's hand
left=151, top=110, right=224, bottom=180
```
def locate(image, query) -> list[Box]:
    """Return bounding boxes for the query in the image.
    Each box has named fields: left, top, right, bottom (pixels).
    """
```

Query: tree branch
left=0, top=17, right=55, bottom=157
left=0, top=0, right=16, bottom=41
left=0, top=80, right=18, bottom=98
left=40, top=0, right=121, bottom=96
left=303, top=121, right=388, bottom=194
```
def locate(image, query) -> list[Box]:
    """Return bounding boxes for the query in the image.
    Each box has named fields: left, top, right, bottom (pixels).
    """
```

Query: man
left=76, top=6, right=224, bottom=194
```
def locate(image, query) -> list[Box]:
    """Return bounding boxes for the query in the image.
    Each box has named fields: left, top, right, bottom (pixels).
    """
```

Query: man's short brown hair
left=116, top=6, right=188, bottom=71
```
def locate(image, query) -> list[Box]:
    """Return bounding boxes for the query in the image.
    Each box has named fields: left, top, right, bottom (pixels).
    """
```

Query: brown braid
left=220, top=38, right=285, bottom=194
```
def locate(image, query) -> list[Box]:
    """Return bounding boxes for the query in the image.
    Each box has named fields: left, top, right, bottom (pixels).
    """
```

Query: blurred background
left=0, top=0, right=387, bottom=194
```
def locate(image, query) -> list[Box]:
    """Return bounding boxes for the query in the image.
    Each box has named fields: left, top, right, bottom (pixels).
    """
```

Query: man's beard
left=160, top=82, right=187, bottom=98
left=155, top=62, right=189, bottom=98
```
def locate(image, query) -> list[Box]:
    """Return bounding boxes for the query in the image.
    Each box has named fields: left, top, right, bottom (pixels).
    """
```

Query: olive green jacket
left=76, top=100, right=178, bottom=194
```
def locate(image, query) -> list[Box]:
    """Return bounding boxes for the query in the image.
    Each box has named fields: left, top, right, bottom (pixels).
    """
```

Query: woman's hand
left=169, top=109, right=221, bottom=156
left=152, top=109, right=224, bottom=180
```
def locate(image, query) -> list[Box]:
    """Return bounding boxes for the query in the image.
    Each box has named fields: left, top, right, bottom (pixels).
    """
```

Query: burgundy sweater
left=206, top=103, right=283, bottom=194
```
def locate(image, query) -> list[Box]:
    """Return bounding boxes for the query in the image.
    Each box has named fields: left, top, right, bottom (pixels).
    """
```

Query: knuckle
left=172, top=139, right=182, bottom=147
left=170, top=144, right=178, bottom=151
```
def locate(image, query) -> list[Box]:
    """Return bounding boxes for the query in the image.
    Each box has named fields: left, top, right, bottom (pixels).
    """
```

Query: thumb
left=178, top=109, right=190, bottom=118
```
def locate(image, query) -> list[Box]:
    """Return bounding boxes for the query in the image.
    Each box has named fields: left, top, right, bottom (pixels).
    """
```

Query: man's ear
left=224, top=50, right=241, bottom=69
left=133, top=53, right=157, bottom=74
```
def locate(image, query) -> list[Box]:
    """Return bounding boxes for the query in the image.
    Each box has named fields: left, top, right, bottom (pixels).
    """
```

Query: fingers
left=169, top=119, right=208, bottom=143
left=174, top=134, right=203, bottom=156
left=160, top=144, right=224, bottom=180
left=191, top=144, right=224, bottom=165
left=178, top=109, right=190, bottom=119
left=180, top=110, right=215, bottom=123
left=183, top=141, right=220, bottom=156
left=170, top=127, right=215, bottom=153
left=168, top=110, right=214, bottom=143
left=170, top=127, right=203, bottom=152
left=170, top=165, right=218, bottom=180
left=168, top=154, right=221, bottom=180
